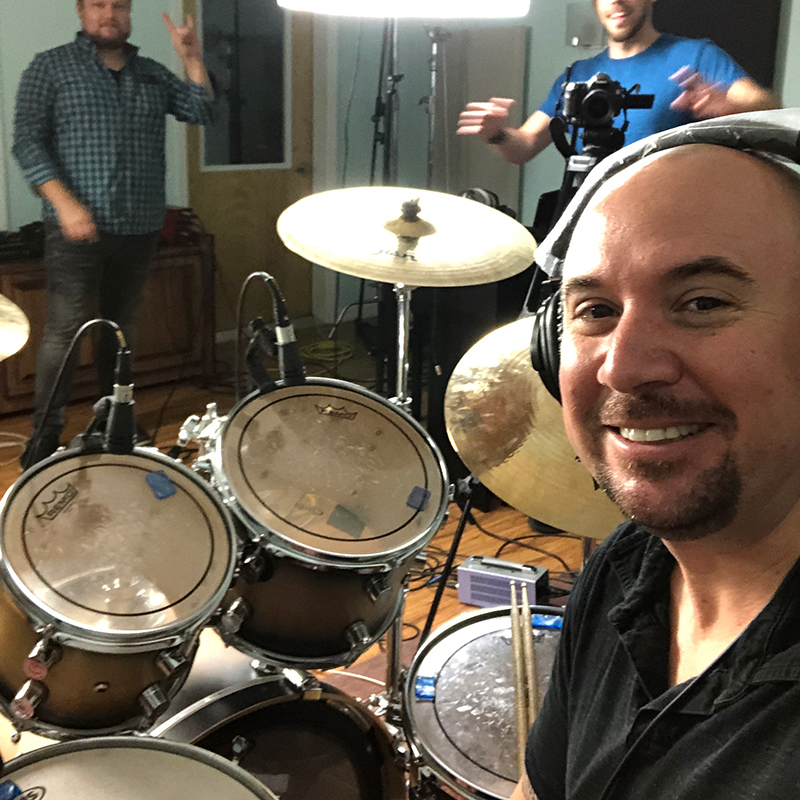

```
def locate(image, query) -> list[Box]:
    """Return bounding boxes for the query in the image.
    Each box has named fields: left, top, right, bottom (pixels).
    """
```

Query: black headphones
left=529, top=109, right=800, bottom=404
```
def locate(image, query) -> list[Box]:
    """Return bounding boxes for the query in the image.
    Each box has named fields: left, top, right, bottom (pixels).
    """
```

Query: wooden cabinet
left=0, top=236, right=215, bottom=415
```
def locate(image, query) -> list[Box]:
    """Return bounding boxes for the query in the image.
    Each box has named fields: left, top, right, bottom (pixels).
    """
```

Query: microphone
left=104, top=347, right=135, bottom=455
left=272, top=291, right=306, bottom=386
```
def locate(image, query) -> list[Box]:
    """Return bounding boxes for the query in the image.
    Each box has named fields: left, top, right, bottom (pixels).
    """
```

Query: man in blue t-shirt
left=457, top=0, right=778, bottom=165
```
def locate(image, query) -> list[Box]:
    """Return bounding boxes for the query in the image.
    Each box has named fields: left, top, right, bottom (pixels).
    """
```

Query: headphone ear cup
left=530, top=288, right=562, bottom=403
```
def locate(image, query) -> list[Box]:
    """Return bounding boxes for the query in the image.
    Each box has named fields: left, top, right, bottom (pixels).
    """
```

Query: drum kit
left=0, top=187, right=616, bottom=799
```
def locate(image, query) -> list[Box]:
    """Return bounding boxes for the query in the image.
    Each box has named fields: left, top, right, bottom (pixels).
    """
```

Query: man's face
left=77, top=0, right=131, bottom=48
left=594, top=0, right=655, bottom=43
left=558, top=146, right=800, bottom=542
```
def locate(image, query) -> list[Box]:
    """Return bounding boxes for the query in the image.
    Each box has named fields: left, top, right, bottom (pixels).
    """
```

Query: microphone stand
left=418, top=475, right=477, bottom=648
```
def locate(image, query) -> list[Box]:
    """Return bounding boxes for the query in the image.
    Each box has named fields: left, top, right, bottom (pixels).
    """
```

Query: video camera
left=561, top=73, right=654, bottom=129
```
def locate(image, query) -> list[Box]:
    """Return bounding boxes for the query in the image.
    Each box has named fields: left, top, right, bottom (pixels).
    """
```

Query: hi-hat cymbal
left=445, top=317, right=624, bottom=540
left=0, top=293, right=29, bottom=361
left=277, top=187, right=536, bottom=287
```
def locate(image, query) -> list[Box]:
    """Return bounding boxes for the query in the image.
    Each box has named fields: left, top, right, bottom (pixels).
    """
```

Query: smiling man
left=512, top=113, right=800, bottom=799
left=457, top=0, right=778, bottom=165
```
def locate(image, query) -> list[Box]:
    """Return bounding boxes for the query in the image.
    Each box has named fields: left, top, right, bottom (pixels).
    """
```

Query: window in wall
left=200, top=0, right=291, bottom=169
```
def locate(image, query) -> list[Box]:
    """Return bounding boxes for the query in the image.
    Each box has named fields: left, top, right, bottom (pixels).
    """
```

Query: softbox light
left=276, top=0, right=531, bottom=18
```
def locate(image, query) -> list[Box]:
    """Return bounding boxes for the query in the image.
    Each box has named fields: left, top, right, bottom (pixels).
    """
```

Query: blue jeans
left=33, top=219, right=159, bottom=433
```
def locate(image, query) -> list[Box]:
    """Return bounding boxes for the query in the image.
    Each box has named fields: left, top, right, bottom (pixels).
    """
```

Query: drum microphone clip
left=105, top=347, right=135, bottom=455
left=245, top=318, right=278, bottom=393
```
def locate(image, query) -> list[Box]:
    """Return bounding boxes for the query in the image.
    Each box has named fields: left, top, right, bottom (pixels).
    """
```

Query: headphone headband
left=534, top=108, right=800, bottom=278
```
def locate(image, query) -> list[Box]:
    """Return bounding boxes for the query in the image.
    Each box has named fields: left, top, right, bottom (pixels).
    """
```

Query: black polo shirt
left=526, top=521, right=800, bottom=800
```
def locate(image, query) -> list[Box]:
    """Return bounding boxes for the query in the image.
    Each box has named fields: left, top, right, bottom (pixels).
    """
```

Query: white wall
left=778, top=0, right=800, bottom=106
left=0, top=0, right=187, bottom=232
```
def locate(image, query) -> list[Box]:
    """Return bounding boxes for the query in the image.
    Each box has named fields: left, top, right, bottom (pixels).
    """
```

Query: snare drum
left=404, top=605, right=564, bottom=800
left=0, top=448, right=236, bottom=738
left=0, top=736, right=277, bottom=799
left=204, top=379, right=449, bottom=668
left=153, top=675, right=407, bottom=800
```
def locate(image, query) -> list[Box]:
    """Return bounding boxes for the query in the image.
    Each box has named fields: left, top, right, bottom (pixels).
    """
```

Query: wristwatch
left=487, top=129, right=508, bottom=145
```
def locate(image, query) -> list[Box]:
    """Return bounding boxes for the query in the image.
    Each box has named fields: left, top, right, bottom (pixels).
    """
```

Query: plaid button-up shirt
left=13, top=33, right=213, bottom=235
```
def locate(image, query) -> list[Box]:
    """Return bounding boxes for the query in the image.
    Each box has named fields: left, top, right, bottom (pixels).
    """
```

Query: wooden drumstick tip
left=520, top=584, right=539, bottom=720
left=510, top=581, right=528, bottom=777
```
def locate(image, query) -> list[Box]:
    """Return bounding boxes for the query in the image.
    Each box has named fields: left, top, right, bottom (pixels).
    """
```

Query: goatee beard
left=596, top=455, right=741, bottom=542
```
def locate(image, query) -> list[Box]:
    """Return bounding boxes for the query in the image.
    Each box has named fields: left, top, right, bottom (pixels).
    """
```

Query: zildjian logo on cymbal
left=373, top=247, right=418, bottom=261
left=34, top=483, right=78, bottom=522
left=315, top=404, right=358, bottom=421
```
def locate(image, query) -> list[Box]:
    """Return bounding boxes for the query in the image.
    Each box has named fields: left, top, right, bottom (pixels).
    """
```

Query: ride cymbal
left=277, top=187, right=536, bottom=287
left=0, top=293, right=29, bottom=361
left=445, top=317, right=623, bottom=540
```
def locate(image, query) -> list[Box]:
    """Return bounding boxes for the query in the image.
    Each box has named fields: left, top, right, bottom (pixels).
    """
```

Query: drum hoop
left=152, top=675, right=405, bottom=798
left=1, top=735, right=277, bottom=799
left=153, top=674, right=393, bottom=745
left=213, top=377, right=450, bottom=569
left=404, top=605, right=565, bottom=800
left=0, top=448, right=238, bottom=652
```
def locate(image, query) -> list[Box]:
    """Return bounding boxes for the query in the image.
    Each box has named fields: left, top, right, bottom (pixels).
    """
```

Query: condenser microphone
left=273, top=293, right=306, bottom=386
left=104, top=347, right=135, bottom=455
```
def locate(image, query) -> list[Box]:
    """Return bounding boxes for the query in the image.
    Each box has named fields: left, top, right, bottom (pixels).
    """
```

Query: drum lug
left=231, top=734, right=255, bottom=766
left=219, top=596, right=252, bottom=636
left=157, top=648, right=191, bottom=679
left=239, top=543, right=274, bottom=584
left=24, top=638, right=63, bottom=680
left=11, top=680, right=48, bottom=720
left=346, top=620, right=372, bottom=651
left=365, top=573, right=391, bottom=602
left=284, top=669, right=318, bottom=693
left=139, top=683, right=169, bottom=720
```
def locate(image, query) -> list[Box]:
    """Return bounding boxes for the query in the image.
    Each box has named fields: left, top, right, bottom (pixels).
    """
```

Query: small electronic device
left=457, top=556, right=549, bottom=608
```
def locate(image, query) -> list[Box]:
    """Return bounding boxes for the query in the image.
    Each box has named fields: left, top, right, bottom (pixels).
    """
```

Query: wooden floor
left=0, top=354, right=583, bottom=761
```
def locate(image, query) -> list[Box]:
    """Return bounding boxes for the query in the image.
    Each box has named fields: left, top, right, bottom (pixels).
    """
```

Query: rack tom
left=0, top=448, right=236, bottom=738
left=200, top=378, right=449, bottom=668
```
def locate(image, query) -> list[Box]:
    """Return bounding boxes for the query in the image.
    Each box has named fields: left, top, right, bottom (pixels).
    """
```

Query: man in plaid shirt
left=13, top=0, right=213, bottom=467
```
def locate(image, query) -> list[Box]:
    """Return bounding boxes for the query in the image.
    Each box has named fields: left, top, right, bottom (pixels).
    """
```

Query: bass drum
left=0, top=736, right=277, bottom=799
left=152, top=675, right=407, bottom=800
left=404, top=605, right=564, bottom=800
left=0, top=448, right=236, bottom=738
left=207, top=378, right=449, bottom=668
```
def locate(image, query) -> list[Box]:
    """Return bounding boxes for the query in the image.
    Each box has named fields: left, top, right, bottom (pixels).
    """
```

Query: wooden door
left=184, top=0, right=315, bottom=330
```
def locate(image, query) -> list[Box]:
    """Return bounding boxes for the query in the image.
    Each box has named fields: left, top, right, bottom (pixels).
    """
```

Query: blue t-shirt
left=538, top=34, right=748, bottom=147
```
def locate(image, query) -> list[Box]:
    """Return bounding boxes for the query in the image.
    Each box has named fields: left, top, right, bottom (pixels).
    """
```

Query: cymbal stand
left=389, top=282, right=415, bottom=414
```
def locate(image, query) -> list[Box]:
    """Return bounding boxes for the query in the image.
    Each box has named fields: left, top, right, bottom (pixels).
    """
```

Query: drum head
left=0, top=450, right=235, bottom=645
left=405, top=605, right=563, bottom=800
left=155, top=677, right=406, bottom=800
left=1, top=736, right=277, bottom=799
left=218, top=380, right=448, bottom=565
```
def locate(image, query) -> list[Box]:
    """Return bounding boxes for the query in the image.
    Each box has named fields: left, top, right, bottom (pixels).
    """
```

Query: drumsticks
left=510, top=581, right=539, bottom=777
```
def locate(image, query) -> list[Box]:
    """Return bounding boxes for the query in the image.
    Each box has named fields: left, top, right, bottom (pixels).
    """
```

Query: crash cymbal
left=277, top=187, right=536, bottom=287
left=0, top=293, right=29, bottom=361
left=445, top=317, right=623, bottom=540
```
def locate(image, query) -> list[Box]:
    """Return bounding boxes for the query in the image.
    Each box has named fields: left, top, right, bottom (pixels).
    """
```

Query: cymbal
left=277, top=187, right=536, bottom=287
left=445, top=317, right=624, bottom=540
left=0, top=293, right=29, bottom=361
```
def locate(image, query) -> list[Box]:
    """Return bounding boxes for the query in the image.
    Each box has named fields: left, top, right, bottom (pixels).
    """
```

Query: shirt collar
left=604, top=523, right=800, bottom=712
